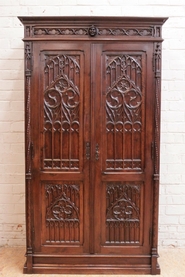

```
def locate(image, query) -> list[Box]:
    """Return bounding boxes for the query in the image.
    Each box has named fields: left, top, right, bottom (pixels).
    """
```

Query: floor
left=0, top=247, right=185, bottom=277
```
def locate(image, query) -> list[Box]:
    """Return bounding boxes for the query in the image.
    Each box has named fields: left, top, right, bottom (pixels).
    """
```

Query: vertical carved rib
left=25, top=42, right=32, bottom=176
left=154, top=43, right=161, bottom=176
left=151, top=42, right=161, bottom=274
left=25, top=41, right=33, bottom=271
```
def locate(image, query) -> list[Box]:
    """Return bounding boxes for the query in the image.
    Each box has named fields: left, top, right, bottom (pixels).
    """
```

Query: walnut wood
left=19, top=16, right=167, bottom=275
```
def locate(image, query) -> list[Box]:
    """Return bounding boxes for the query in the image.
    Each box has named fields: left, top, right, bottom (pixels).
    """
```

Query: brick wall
left=0, top=0, right=185, bottom=247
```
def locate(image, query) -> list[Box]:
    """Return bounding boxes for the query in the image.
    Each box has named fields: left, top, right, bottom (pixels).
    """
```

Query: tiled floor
left=0, top=247, right=185, bottom=277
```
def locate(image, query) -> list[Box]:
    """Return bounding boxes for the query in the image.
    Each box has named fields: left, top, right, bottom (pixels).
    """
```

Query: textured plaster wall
left=0, top=0, right=185, bottom=247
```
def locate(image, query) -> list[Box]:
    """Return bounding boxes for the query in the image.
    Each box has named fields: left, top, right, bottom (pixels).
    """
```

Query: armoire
left=19, top=16, right=167, bottom=274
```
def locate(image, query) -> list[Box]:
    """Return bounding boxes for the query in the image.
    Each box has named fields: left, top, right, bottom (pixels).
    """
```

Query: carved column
left=151, top=42, right=161, bottom=275
left=24, top=41, right=33, bottom=273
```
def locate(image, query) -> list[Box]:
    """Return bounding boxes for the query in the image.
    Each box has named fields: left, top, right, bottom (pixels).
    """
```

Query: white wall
left=0, top=0, right=185, bottom=247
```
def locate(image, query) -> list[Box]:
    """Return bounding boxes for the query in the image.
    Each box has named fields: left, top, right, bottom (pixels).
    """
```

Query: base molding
left=23, top=254, right=160, bottom=275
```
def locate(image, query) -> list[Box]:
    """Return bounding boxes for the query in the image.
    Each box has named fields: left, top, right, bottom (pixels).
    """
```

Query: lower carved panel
left=45, top=183, right=80, bottom=243
left=106, top=182, right=142, bottom=244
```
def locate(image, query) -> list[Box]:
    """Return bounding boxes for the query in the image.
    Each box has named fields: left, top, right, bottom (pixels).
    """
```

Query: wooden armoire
left=19, top=16, right=167, bottom=274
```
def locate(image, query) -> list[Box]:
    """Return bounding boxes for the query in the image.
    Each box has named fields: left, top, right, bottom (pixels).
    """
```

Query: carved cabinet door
left=31, top=42, right=91, bottom=254
left=92, top=43, right=154, bottom=255
left=31, top=41, right=154, bottom=256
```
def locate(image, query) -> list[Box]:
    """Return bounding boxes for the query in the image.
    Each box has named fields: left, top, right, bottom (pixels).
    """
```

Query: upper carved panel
left=19, top=16, right=167, bottom=40
left=33, top=26, right=154, bottom=37
left=105, top=54, right=143, bottom=171
left=43, top=54, right=81, bottom=170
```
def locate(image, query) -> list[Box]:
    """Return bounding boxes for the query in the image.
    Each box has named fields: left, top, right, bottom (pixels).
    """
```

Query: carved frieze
left=32, top=26, right=155, bottom=37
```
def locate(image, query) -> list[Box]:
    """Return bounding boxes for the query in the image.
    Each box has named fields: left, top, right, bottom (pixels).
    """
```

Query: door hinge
left=149, top=228, right=153, bottom=245
left=95, top=143, right=99, bottom=161
left=32, top=227, right=35, bottom=234
left=30, top=142, right=34, bottom=160
left=152, top=54, right=155, bottom=72
left=85, top=142, right=90, bottom=160
left=151, top=141, right=154, bottom=160
left=32, top=226, right=35, bottom=243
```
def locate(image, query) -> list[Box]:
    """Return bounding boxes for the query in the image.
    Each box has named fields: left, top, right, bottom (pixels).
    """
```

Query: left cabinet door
left=30, top=42, right=91, bottom=255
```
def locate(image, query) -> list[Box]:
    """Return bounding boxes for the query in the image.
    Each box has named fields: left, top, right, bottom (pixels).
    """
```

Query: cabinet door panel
left=31, top=42, right=91, bottom=254
left=42, top=51, right=82, bottom=171
left=103, top=52, right=144, bottom=172
left=93, top=43, right=154, bottom=254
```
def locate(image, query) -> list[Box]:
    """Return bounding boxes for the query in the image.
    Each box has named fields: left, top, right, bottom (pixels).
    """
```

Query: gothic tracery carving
left=43, top=54, right=81, bottom=170
left=45, top=183, right=80, bottom=243
left=105, top=54, right=143, bottom=171
left=106, top=182, right=141, bottom=244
